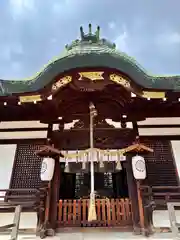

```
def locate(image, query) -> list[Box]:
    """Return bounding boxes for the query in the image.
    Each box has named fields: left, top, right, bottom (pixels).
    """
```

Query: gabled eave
left=0, top=53, right=179, bottom=97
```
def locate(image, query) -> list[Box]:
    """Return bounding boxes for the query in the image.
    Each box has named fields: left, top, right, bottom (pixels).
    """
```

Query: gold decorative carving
left=142, top=91, right=165, bottom=99
left=78, top=72, right=104, bottom=81
left=52, top=76, right=72, bottom=91
left=109, top=74, right=130, bottom=88
left=20, top=95, right=41, bottom=103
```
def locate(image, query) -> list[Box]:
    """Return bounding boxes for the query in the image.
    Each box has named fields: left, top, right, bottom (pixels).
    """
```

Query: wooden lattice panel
left=10, top=144, right=43, bottom=190
left=142, top=139, right=178, bottom=186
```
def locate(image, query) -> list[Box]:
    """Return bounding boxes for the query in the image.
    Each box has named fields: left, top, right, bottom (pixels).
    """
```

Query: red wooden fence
left=57, top=198, right=132, bottom=227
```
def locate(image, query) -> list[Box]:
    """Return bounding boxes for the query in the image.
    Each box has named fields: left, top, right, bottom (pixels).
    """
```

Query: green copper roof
left=0, top=24, right=180, bottom=96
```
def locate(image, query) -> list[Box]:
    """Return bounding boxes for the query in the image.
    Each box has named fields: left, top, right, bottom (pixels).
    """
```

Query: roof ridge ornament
left=65, top=24, right=116, bottom=51
left=80, top=24, right=100, bottom=42
left=96, top=26, right=100, bottom=40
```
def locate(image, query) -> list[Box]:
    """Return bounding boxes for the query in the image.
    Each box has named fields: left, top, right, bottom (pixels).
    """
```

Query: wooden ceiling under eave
left=1, top=84, right=180, bottom=122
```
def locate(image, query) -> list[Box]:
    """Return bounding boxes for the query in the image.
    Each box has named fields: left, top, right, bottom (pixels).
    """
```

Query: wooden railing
left=0, top=188, right=47, bottom=211
left=0, top=188, right=47, bottom=235
left=140, top=186, right=180, bottom=208
left=57, top=198, right=132, bottom=227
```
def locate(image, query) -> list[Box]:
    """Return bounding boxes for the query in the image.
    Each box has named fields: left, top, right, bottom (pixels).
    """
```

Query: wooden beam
left=0, top=127, right=48, bottom=132
left=0, top=138, right=46, bottom=144
left=1, top=134, right=180, bottom=145
left=138, top=124, right=180, bottom=129
left=140, top=135, right=180, bottom=140
left=35, top=145, right=64, bottom=157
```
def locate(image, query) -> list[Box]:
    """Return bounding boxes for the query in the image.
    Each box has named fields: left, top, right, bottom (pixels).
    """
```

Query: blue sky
left=0, top=0, right=180, bottom=80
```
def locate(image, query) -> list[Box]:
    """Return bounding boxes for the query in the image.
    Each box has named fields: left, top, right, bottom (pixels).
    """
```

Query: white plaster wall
left=0, top=145, right=16, bottom=196
left=171, top=141, right=180, bottom=181
left=0, top=121, right=47, bottom=129
left=0, top=121, right=47, bottom=139
left=1, top=118, right=180, bottom=139
left=0, top=131, right=47, bottom=139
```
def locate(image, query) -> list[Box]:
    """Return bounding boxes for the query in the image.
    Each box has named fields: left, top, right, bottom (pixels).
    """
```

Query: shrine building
left=0, top=24, right=180, bottom=238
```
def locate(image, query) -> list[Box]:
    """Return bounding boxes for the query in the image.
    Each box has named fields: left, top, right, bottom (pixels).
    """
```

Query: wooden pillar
left=49, top=156, right=60, bottom=229
left=37, top=124, right=54, bottom=234
left=44, top=123, right=53, bottom=225
left=47, top=123, right=53, bottom=140
left=125, top=153, right=140, bottom=234
left=48, top=122, right=63, bottom=230
left=131, top=121, right=151, bottom=236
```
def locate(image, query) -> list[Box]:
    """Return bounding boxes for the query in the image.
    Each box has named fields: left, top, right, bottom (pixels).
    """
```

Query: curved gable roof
left=0, top=24, right=180, bottom=96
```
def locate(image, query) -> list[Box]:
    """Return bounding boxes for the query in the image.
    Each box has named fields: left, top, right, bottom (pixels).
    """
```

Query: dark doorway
left=112, top=163, right=129, bottom=198
left=59, top=163, right=76, bottom=199
left=59, top=162, right=129, bottom=199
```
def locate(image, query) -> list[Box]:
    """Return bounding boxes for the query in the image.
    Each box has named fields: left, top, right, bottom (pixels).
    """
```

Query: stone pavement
left=0, top=231, right=175, bottom=240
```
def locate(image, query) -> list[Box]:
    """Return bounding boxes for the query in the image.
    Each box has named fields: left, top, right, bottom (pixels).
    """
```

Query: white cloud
left=0, top=46, right=11, bottom=61
left=50, top=38, right=58, bottom=44
left=156, top=31, right=180, bottom=46
left=11, top=62, right=22, bottom=72
left=9, top=0, right=35, bottom=17
left=168, top=32, right=180, bottom=44
left=52, top=0, right=81, bottom=16
left=113, top=24, right=131, bottom=53
left=52, top=2, right=64, bottom=14
left=114, top=30, right=129, bottom=53
left=108, top=22, right=116, bottom=29
left=0, top=43, right=23, bottom=62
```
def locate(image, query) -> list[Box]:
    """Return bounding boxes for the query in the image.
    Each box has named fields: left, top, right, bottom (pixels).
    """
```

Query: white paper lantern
left=132, top=155, right=146, bottom=180
left=40, top=157, right=55, bottom=181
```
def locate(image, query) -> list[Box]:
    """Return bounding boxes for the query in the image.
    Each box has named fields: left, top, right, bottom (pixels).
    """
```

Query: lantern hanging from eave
left=132, top=155, right=146, bottom=180
left=40, top=157, right=55, bottom=181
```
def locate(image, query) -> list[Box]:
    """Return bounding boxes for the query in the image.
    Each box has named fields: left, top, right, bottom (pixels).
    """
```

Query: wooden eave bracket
left=35, top=145, right=64, bottom=157
left=125, top=143, right=153, bottom=154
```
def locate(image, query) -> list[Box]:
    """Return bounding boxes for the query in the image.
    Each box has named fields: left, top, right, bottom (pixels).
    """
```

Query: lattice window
left=142, top=139, right=178, bottom=186
left=10, top=144, right=43, bottom=190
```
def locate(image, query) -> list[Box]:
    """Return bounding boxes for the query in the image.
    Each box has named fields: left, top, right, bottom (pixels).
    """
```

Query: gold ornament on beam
left=142, top=91, right=165, bottom=99
left=19, top=95, right=41, bottom=103
left=109, top=74, right=130, bottom=88
left=78, top=72, right=104, bottom=81
left=52, top=76, right=72, bottom=92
